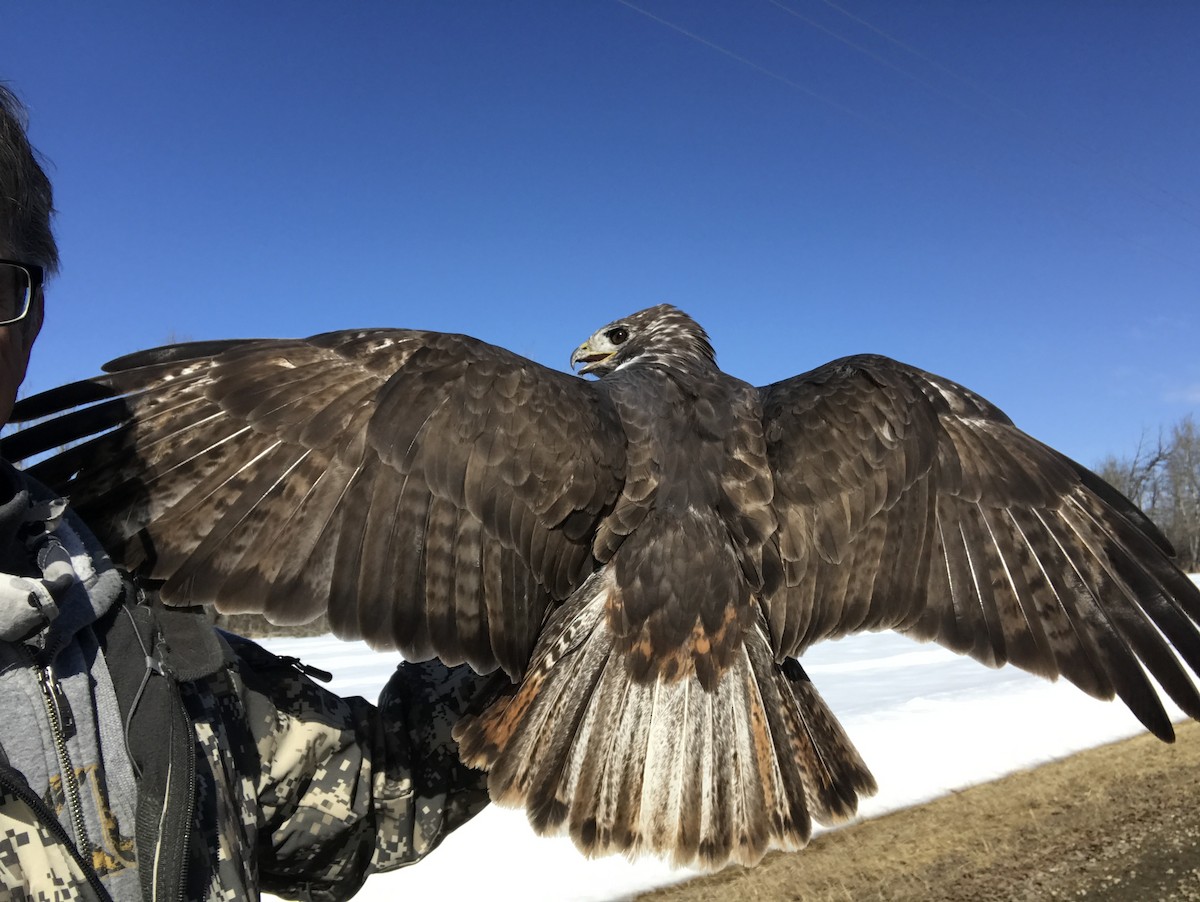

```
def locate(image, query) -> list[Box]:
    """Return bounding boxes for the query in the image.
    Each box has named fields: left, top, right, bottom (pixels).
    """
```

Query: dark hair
left=0, top=84, right=58, bottom=274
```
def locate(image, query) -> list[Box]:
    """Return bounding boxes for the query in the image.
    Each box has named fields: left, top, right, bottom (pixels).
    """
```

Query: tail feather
left=454, top=574, right=877, bottom=869
left=774, top=660, right=878, bottom=823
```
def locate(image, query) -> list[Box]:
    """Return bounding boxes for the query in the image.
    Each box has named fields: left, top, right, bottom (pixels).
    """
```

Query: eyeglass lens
left=0, top=263, right=32, bottom=324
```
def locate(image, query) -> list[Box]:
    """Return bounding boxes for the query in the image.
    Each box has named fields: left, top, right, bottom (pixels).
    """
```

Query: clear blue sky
left=5, top=1, right=1198, bottom=468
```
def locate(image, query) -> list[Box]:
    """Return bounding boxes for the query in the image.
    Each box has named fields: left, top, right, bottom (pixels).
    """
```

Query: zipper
left=151, top=752, right=173, bottom=901
left=34, top=660, right=91, bottom=852
left=160, top=728, right=196, bottom=902
left=150, top=739, right=194, bottom=902
left=123, top=596, right=195, bottom=901
left=180, top=705, right=195, bottom=902
left=0, top=765, right=113, bottom=901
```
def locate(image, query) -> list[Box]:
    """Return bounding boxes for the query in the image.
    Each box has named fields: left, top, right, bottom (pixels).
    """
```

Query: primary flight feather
left=6, top=303, right=1200, bottom=867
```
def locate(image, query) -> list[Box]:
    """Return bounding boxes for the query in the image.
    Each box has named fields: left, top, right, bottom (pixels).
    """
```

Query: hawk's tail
left=452, top=572, right=877, bottom=869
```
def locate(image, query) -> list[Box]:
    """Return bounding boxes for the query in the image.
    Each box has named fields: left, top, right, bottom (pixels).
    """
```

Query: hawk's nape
left=5, top=304, right=1200, bottom=870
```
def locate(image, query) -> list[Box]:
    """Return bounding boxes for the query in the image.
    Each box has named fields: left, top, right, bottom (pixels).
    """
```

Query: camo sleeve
left=221, top=637, right=493, bottom=902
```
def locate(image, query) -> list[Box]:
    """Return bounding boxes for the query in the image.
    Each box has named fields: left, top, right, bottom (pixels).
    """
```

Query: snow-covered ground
left=263, top=574, right=1200, bottom=902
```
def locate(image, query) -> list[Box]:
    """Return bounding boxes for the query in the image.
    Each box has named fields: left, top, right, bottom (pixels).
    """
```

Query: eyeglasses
left=0, top=259, right=44, bottom=326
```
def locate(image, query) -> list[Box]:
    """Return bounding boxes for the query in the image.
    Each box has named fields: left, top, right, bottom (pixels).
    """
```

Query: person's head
left=0, top=84, right=57, bottom=426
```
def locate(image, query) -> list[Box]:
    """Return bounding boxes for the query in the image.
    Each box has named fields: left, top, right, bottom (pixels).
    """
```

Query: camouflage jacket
left=0, top=591, right=492, bottom=902
left=0, top=467, right=492, bottom=902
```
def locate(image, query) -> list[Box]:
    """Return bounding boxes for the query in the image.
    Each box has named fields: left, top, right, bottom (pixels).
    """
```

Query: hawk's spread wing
left=6, top=329, right=627, bottom=678
left=760, top=354, right=1200, bottom=739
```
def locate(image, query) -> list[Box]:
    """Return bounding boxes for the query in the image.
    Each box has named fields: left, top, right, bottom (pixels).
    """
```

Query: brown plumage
left=6, top=303, right=1200, bottom=868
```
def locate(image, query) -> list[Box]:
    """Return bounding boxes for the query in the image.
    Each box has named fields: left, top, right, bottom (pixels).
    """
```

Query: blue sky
left=5, top=1, right=1198, bottom=468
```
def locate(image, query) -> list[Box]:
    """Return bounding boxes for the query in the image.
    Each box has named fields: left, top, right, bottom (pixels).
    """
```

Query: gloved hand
left=378, top=660, right=508, bottom=845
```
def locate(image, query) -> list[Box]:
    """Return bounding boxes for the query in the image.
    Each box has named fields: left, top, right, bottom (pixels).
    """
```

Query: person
left=0, top=84, right=492, bottom=901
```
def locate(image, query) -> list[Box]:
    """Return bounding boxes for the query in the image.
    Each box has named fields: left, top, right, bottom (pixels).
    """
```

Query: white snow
left=263, top=574, right=1200, bottom=901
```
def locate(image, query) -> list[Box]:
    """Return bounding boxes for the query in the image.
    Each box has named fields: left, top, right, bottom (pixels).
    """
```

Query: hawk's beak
left=571, top=342, right=612, bottom=374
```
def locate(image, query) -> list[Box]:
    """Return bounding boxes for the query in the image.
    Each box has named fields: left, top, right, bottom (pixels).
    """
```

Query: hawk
left=6, top=304, right=1200, bottom=868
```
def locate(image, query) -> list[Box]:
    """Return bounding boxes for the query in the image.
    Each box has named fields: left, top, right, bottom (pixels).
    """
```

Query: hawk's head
left=570, top=304, right=716, bottom=378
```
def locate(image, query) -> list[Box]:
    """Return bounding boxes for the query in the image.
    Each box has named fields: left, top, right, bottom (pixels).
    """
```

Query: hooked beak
left=571, top=342, right=612, bottom=375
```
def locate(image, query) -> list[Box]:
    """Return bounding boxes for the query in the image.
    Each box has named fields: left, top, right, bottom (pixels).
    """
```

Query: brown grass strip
left=636, top=721, right=1200, bottom=901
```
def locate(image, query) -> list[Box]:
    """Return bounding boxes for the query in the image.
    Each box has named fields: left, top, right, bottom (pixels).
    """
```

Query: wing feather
left=351, top=458, right=412, bottom=643
left=241, top=454, right=360, bottom=624
left=762, top=355, right=1200, bottom=738
left=135, top=427, right=282, bottom=574
left=7, top=329, right=626, bottom=678
left=422, top=495, right=461, bottom=657
left=160, top=441, right=308, bottom=602
left=451, top=511, right=491, bottom=671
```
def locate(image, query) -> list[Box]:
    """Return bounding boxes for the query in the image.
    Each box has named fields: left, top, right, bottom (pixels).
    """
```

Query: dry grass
left=637, top=721, right=1200, bottom=902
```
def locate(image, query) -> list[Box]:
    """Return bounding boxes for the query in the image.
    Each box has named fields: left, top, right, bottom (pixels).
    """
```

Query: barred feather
left=454, top=572, right=876, bottom=867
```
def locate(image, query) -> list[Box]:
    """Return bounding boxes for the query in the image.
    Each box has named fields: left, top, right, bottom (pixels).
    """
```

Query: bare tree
left=1096, top=429, right=1167, bottom=514
left=1096, top=416, right=1200, bottom=572
left=1163, top=415, right=1200, bottom=570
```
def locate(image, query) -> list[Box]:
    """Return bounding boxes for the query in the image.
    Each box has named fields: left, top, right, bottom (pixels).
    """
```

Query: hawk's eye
left=606, top=327, right=629, bottom=345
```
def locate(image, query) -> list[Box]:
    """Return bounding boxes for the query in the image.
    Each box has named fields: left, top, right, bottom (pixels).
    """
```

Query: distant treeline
left=1097, top=414, right=1200, bottom=572
left=208, top=610, right=331, bottom=639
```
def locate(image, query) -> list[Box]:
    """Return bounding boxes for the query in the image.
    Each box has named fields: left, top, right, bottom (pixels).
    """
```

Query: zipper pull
left=37, top=666, right=77, bottom=741
left=277, top=655, right=333, bottom=683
